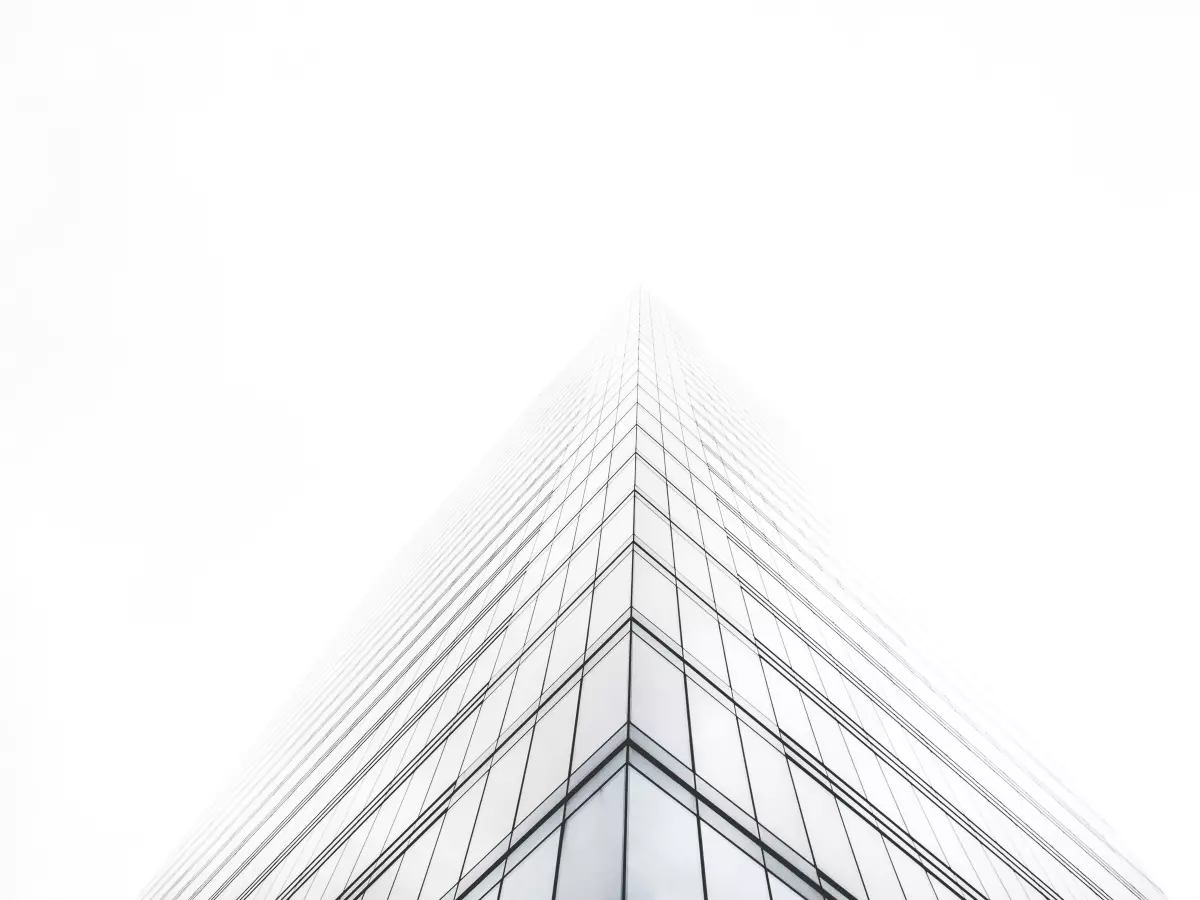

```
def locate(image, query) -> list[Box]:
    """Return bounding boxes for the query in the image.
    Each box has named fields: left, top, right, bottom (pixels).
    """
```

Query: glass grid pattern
left=140, top=298, right=1166, bottom=900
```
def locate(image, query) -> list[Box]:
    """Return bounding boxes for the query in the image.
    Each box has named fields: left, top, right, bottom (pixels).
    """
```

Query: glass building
left=141, top=297, right=1165, bottom=900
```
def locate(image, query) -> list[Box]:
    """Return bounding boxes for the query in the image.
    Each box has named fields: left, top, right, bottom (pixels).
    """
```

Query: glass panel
left=762, top=666, right=819, bottom=757
left=672, top=527, right=711, bottom=598
left=546, top=598, right=590, bottom=686
left=844, top=733, right=904, bottom=825
left=572, top=637, right=630, bottom=769
left=626, top=769, right=705, bottom=900
left=632, top=552, right=680, bottom=642
left=599, top=494, right=633, bottom=562
left=740, top=726, right=811, bottom=858
left=576, top=490, right=605, bottom=542
left=361, top=850, right=403, bottom=900
left=745, top=595, right=786, bottom=658
left=503, top=639, right=552, bottom=731
left=708, top=563, right=749, bottom=627
left=789, top=764, right=867, bottom=899
left=630, top=637, right=691, bottom=764
left=464, top=675, right=515, bottom=770
left=635, top=455, right=669, bottom=511
left=417, top=779, right=485, bottom=900
left=886, top=841, right=940, bottom=900
left=805, top=700, right=863, bottom=793
left=529, top=568, right=567, bottom=636
left=699, top=821, right=770, bottom=900
left=777, top=627, right=823, bottom=688
left=841, top=806, right=907, bottom=900
left=686, top=680, right=751, bottom=810
left=516, top=685, right=580, bottom=821
left=667, top=486, right=702, bottom=542
left=879, top=764, right=943, bottom=858
left=767, top=873, right=811, bottom=900
left=563, top=533, right=601, bottom=605
left=499, top=829, right=560, bottom=900
left=634, top=498, right=674, bottom=565
left=588, top=554, right=632, bottom=645
left=722, top=627, right=773, bottom=713
left=554, top=769, right=626, bottom=900
left=428, top=708, right=479, bottom=799
left=678, top=590, right=728, bottom=682
left=386, top=818, right=442, bottom=900
left=464, top=732, right=532, bottom=874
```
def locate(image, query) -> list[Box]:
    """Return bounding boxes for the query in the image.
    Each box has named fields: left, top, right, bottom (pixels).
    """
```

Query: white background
left=2, top=2, right=1197, bottom=899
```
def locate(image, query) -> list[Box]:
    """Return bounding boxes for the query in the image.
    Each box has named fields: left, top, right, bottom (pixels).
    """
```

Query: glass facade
left=141, top=297, right=1166, bottom=900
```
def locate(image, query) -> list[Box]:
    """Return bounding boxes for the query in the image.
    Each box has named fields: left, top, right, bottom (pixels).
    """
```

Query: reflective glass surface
left=140, top=297, right=1166, bottom=900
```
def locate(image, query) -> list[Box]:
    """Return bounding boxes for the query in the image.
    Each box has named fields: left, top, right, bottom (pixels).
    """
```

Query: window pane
left=687, top=680, right=751, bottom=811
left=503, top=639, right=552, bottom=731
left=516, top=685, right=580, bottom=822
left=361, top=851, right=403, bottom=900
left=634, top=499, right=674, bottom=565
left=589, top=555, right=632, bottom=645
left=499, top=829, right=560, bottom=900
left=626, top=770, right=704, bottom=900
left=635, top=456, right=669, bottom=510
left=563, top=534, right=600, bottom=604
left=667, top=486, right=702, bottom=543
left=886, top=841, right=940, bottom=900
left=762, top=666, right=819, bottom=757
left=630, top=637, right=691, bottom=764
left=708, top=563, right=749, bottom=627
left=546, top=598, right=590, bottom=686
left=740, top=727, right=810, bottom=858
left=767, top=873, right=812, bottom=900
left=789, top=764, right=866, bottom=899
left=599, top=494, right=633, bottom=562
left=572, top=637, right=630, bottom=769
left=554, top=769, right=626, bottom=900
left=632, top=553, right=680, bottom=642
left=805, top=700, right=863, bottom=793
left=841, top=806, right=906, bottom=900
left=699, top=821, right=769, bottom=900
left=418, top=779, right=485, bottom=900
left=672, top=527, right=711, bottom=598
left=464, top=732, right=531, bottom=873
left=386, top=818, right=441, bottom=900
left=722, top=628, right=772, bottom=714
left=678, top=591, right=728, bottom=683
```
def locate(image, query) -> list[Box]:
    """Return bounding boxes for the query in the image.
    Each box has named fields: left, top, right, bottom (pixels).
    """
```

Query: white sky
left=2, top=2, right=1197, bottom=900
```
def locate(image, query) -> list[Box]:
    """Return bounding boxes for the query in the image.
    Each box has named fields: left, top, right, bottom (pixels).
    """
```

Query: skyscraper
left=141, top=297, right=1164, bottom=900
